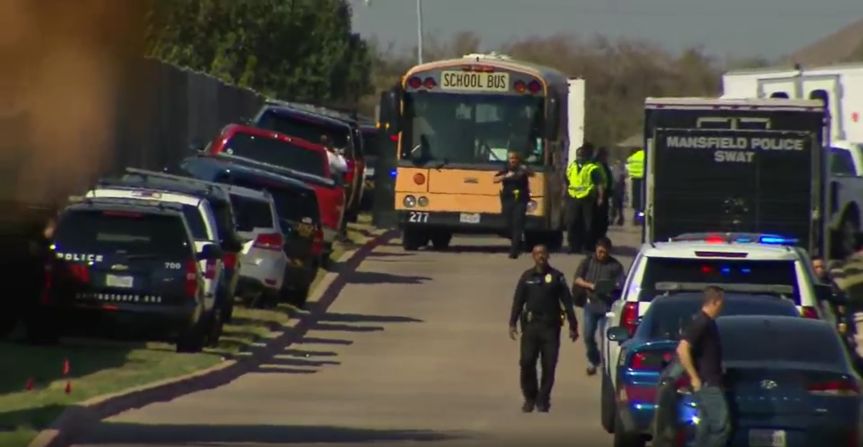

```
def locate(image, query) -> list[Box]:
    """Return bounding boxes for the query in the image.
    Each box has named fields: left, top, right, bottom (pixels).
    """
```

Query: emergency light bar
left=671, top=232, right=798, bottom=246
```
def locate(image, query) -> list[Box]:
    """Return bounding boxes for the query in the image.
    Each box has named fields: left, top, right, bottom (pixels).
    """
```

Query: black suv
left=29, top=199, right=222, bottom=352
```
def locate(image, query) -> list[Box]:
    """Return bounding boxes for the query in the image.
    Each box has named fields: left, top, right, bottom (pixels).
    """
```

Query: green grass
left=0, top=218, right=384, bottom=447
left=0, top=341, right=220, bottom=447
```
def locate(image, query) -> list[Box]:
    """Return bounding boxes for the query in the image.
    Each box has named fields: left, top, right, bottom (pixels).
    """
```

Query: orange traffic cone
left=25, top=377, right=34, bottom=391
left=62, top=358, right=70, bottom=376
left=64, top=380, right=71, bottom=394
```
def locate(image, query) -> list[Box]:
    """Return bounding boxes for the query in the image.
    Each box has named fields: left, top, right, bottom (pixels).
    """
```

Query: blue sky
left=351, top=0, right=862, bottom=59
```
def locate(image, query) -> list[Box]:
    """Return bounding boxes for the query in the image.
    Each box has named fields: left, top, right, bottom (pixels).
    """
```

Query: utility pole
left=416, top=0, right=424, bottom=64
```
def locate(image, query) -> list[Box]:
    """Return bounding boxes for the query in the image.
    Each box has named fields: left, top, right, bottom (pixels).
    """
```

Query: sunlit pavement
left=73, top=225, right=643, bottom=447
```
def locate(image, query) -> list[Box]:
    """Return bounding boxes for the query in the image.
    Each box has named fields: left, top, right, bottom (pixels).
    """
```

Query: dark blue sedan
left=605, top=294, right=801, bottom=447
left=653, top=316, right=862, bottom=447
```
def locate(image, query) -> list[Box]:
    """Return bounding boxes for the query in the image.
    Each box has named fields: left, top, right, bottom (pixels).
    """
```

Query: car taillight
left=800, top=306, right=819, bottom=319
left=204, top=259, right=217, bottom=279
left=253, top=233, right=283, bottom=251
left=40, top=262, right=54, bottom=305
left=68, top=263, right=90, bottom=284
left=630, top=350, right=674, bottom=371
left=223, top=252, right=237, bottom=270
left=184, top=259, right=198, bottom=298
left=622, top=302, right=639, bottom=336
left=312, top=227, right=324, bottom=255
left=345, top=160, right=356, bottom=184
left=808, top=378, right=860, bottom=396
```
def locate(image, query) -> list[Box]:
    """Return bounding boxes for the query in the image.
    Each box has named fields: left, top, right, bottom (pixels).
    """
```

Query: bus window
left=404, top=93, right=545, bottom=166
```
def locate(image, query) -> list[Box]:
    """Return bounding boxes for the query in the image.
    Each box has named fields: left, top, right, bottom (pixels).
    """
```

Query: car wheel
left=613, top=409, right=646, bottom=447
left=430, top=232, right=452, bottom=250
left=205, top=307, right=224, bottom=347
left=402, top=228, right=423, bottom=251
left=176, top=319, right=206, bottom=353
left=601, top=371, right=616, bottom=433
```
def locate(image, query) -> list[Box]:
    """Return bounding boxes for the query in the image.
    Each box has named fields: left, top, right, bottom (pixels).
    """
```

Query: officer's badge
left=544, top=273, right=552, bottom=283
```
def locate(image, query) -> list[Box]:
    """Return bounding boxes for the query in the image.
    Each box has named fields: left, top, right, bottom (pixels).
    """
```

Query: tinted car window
left=222, top=133, right=327, bottom=178
left=720, top=321, right=844, bottom=365
left=257, top=111, right=353, bottom=157
left=362, top=129, right=381, bottom=157
left=230, top=194, right=274, bottom=231
left=642, top=258, right=800, bottom=302
left=645, top=296, right=798, bottom=339
left=54, top=210, right=191, bottom=256
left=180, top=205, right=207, bottom=240
left=224, top=177, right=319, bottom=223
left=830, top=148, right=857, bottom=176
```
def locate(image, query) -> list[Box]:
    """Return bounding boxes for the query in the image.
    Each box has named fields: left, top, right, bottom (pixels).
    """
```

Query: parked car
left=251, top=100, right=366, bottom=222
left=179, top=156, right=324, bottom=303
left=201, top=124, right=345, bottom=250
left=652, top=316, right=861, bottom=447
left=601, top=232, right=841, bottom=398
left=29, top=199, right=220, bottom=352
left=85, top=183, right=227, bottom=336
left=603, top=291, right=801, bottom=446
left=119, top=168, right=245, bottom=321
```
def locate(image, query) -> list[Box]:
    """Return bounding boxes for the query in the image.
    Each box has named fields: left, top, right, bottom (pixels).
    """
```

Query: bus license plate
left=459, top=213, right=480, bottom=224
left=106, top=274, right=134, bottom=289
left=748, top=429, right=786, bottom=447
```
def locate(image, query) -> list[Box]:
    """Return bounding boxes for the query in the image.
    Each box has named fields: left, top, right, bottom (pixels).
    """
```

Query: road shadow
left=366, top=251, right=414, bottom=258
left=81, top=422, right=472, bottom=444
left=295, top=336, right=354, bottom=346
left=309, top=322, right=385, bottom=332
left=317, top=312, right=423, bottom=324
left=446, top=244, right=511, bottom=254
left=0, top=403, right=68, bottom=436
left=346, top=271, right=431, bottom=285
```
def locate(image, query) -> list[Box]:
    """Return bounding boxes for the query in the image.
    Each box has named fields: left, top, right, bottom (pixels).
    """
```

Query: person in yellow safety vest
left=625, top=147, right=644, bottom=225
left=594, top=147, right=614, bottom=239
left=565, top=144, right=605, bottom=254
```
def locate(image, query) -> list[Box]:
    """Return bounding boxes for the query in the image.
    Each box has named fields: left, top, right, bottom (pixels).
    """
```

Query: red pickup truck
left=204, top=124, right=346, bottom=245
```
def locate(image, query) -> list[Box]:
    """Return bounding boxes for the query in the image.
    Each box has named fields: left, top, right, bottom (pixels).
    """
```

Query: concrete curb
left=29, top=228, right=398, bottom=447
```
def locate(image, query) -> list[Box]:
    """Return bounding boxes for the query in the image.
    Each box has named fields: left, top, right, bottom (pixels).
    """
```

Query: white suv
left=600, top=232, right=838, bottom=392
left=223, top=186, right=289, bottom=305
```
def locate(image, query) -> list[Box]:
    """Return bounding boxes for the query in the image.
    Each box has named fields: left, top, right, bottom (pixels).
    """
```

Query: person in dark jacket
left=509, top=244, right=579, bottom=413
left=594, top=147, right=614, bottom=238
left=494, top=151, right=533, bottom=259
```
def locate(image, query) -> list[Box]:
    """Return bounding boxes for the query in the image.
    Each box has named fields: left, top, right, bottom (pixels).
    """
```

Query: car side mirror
left=197, top=243, right=223, bottom=260
left=606, top=326, right=630, bottom=343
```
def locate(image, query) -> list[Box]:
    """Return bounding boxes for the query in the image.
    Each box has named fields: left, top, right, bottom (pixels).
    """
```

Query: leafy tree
left=145, top=0, right=372, bottom=105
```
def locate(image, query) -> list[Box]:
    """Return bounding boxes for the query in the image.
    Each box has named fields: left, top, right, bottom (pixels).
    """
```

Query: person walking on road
left=509, top=244, right=579, bottom=413
left=594, top=147, right=614, bottom=239
left=321, top=135, right=350, bottom=241
left=626, top=147, right=644, bottom=225
left=676, top=286, right=731, bottom=447
left=572, top=236, right=625, bottom=375
left=565, top=144, right=604, bottom=254
left=611, top=160, right=626, bottom=226
left=494, top=151, right=533, bottom=259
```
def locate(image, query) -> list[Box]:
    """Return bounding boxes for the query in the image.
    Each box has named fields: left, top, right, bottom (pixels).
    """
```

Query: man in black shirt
left=573, top=236, right=625, bottom=375
left=494, top=151, right=533, bottom=259
left=509, top=244, right=579, bottom=413
left=677, top=285, right=730, bottom=447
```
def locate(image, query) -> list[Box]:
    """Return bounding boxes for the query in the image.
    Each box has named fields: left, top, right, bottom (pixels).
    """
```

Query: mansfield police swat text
left=665, top=135, right=805, bottom=163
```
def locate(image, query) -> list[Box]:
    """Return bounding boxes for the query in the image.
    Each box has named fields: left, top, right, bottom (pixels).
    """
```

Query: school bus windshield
left=403, top=92, right=545, bottom=166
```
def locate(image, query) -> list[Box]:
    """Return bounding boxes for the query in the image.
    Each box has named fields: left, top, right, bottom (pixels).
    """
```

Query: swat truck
left=642, top=97, right=827, bottom=256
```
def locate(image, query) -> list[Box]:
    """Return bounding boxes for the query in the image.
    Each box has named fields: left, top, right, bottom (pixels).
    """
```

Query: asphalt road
left=73, top=226, right=643, bottom=447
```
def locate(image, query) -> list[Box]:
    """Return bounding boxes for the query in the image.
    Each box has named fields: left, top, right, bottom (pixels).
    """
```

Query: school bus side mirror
left=545, top=96, right=560, bottom=138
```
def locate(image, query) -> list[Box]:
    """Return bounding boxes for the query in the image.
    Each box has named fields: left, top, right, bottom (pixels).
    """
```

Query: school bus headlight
left=403, top=195, right=417, bottom=208
left=527, top=200, right=538, bottom=212
left=417, top=196, right=429, bottom=207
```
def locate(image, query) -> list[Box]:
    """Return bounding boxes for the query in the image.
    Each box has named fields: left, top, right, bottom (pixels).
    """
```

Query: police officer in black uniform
left=509, top=244, right=579, bottom=413
left=494, top=151, right=533, bottom=259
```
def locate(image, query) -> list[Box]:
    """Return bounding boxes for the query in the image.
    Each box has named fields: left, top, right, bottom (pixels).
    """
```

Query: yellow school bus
left=379, top=53, right=583, bottom=250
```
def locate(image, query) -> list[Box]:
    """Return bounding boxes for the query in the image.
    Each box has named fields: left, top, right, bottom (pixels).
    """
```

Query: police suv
left=29, top=199, right=222, bottom=352
left=598, top=232, right=840, bottom=430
